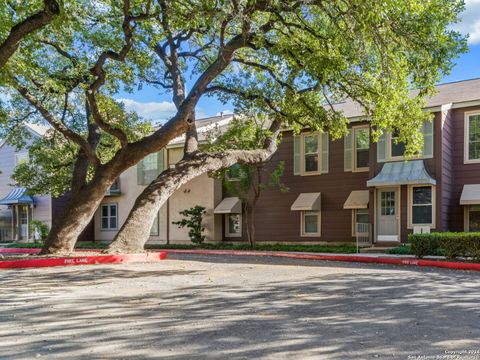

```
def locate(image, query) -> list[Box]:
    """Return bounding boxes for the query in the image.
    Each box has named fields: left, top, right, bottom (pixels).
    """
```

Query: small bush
left=408, top=232, right=480, bottom=261
left=387, top=244, right=413, bottom=255
left=172, top=206, right=207, bottom=244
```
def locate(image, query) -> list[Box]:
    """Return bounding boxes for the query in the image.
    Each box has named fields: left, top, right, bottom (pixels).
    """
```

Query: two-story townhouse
left=215, top=78, right=480, bottom=246
left=94, top=114, right=234, bottom=244
left=0, top=123, right=53, bottom=242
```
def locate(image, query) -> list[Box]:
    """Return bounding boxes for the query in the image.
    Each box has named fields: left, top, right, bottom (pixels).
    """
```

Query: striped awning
left=367, top=160, right=436, bottom=187
left=0, top=188, right=34, bottom=205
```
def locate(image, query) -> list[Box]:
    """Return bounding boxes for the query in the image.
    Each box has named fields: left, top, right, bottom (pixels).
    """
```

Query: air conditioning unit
left=413, top=226, right=430, bottom=234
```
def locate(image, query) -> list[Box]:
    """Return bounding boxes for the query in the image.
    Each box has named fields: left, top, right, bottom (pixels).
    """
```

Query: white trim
left=300, top=132, right=323, bottom=176
left=300, top=210, right=321, bottom=237
left=100, top=203, right=118, bottom=231
left=352, top=125, right=370, bottom=172
left=407, top=185, right=436, bottom=229
left=352, top=208, right=369, bottom=237
left=463, top=110, right=480, bottom=164
left=225, top=213, right=242, bottom=237
left=375, top=186, right=401, bottom=242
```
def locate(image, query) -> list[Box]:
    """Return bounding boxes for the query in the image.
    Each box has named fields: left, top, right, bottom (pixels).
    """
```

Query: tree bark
left=0, top=0, right=60, bottom=69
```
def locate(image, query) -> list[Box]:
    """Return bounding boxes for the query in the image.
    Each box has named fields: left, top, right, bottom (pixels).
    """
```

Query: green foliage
left=387, top=244, right=414, bottom=255
left=409, top=233, right=480, bottom=261
left=30, top=220, right=49, bottom=243
left=172, top=206, right=207, bottom=244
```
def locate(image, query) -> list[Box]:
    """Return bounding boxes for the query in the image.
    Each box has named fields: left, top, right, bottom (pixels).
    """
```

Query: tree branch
left=0, top=0, right=60, bottom=68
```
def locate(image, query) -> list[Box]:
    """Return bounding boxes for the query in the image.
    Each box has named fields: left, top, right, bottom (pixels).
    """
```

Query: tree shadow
left=0, top=255, right=479, bottom=359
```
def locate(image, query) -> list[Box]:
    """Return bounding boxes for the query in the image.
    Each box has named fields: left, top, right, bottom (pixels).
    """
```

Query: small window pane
left=304, top=154, right=318, bottom=172
left=469, top=115, right=480, bottom=160
left=469, top=207, right=480, bottom=231
left=110, top=205, right=117, bottom=217
left=110, top=217, right=117, bottom=229
left=102, top=206, right=108, bottom=217
left=391, top=130, right=406, bottom=157
left=304, top=212, right=318, bottom=233
left=228, top=214, right=241, bottom=234
left=381, top=192, right=395, bottom=215
left=101, top=218, right=109, bottom=229
left=356, top=209, right=369, bottom=224
left=413, top=187, right=432, bottom=205
left=412, top=206, right=432, bottom=224
left=304, top=135, right=318, bottom=154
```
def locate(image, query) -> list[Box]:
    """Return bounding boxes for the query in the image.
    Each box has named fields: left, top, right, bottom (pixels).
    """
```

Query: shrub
left=30, top=220, right=49, bottom=243
left=172, top=206, right=207, bottom=244
left=408, top=232, right=480, bottom=261
left=387, top=244, right=413, bottom=255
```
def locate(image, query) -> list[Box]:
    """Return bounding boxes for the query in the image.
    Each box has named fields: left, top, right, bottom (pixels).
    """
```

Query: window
left=377, top=121, right=433, bottom=162
left=105, top=178, right=121, bottom=196
left=15, top=152, right=29, bottom=166
left=303, top=134, right=319, bottom=173
left=101, top=204, right=118, bottom=231
left=466, top=205, right=480, bottom=232
left=137, top=150, right=164, bottom=185
left=465, top=112, right=480, bottom=163
left=150, top=211, right=159, bottom=236
left=409, top=185, right=435, bottom=227
left=301, top=210, right=321, bottom=237
left=352, top=208, right=369, bottom=236
left=390, top=129, right=406, bottom=159
left=225, top=214, right=242, bottom=237
left=381, top=191, right=396, bottom=216
left=354, top=127, right=369, bottom=171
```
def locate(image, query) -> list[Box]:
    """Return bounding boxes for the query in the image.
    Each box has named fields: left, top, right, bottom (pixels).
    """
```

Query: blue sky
left=118, top=0, right=480, bottom=124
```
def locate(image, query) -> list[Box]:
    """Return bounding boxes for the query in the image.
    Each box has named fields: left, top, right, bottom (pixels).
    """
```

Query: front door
left=13, top=205, right=30, bottom=241
left=376, top=188, right=399, bottom=242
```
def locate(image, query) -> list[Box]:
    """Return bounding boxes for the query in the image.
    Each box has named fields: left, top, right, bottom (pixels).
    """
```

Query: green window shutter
left=423, top=121, right=434, bottom=158
left=293, top=134, right=301, bottom=175
left=321, top=132, right=329, bottom=174
left=137, top=160, right=145, bottom=185
left=344, top=132, right=352, bottom=172
left=377, top=133, right=386, bottom=163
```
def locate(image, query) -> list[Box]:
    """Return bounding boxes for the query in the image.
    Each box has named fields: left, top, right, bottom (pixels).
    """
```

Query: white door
left=376, top=188, right=399, bottom=241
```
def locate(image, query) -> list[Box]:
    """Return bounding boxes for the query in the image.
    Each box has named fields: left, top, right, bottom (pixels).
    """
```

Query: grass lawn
left=2, top=241, right=357, bottom=254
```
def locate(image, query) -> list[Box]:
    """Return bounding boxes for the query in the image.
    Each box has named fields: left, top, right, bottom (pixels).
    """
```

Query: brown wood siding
left=225, top=128, right=370, bottom=244
left=439, top=109, right=454, bottom=231
left=449, top=106, right=480, bottom=231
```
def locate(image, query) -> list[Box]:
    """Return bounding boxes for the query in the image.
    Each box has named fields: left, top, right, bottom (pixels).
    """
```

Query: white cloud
left=452, top=0, right=480, bottom=44
left=118, top=98, right=177, bottom=124
left=215, top=109, right=234, bottom=116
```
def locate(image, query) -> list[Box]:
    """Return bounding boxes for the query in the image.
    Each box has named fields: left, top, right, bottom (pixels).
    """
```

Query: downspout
left=166, top=149, right=170, bottom=245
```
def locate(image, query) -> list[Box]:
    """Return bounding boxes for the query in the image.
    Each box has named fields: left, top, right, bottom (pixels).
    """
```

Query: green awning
left=367, top=160, right=436, bottom=187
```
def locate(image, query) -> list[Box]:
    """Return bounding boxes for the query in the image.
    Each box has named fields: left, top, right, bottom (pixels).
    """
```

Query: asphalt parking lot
left=0, top=253, right=479, bottom=359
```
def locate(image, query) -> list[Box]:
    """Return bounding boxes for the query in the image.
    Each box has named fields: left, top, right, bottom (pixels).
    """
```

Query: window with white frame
left=301, top=210, right=321, bottom=236
left=377, top=121, right=433, bottom=162
left=354, top=127, right=369, bottom=171
left=303, top=134, right=319, bottom=174
left=101, top=204, right=118, bottom=231
left=466, top=205, right=480, bottom=232
left=352, top=208, right=369, bottom=236
left=137, top=151, right=164, bottom=185
left=410, top=186, right=434, bottom=226
left=465, top=112, right=480, bottom=163
left=225, top=214, right=242, bottom=237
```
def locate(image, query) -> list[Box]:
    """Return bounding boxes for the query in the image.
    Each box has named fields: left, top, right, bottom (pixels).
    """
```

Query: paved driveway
left=0, top=253, right=479, bottom=359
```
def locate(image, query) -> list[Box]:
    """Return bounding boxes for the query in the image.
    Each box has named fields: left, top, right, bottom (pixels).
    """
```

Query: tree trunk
left=244, top=203, right=256, bottom=249
left=106, top=146, right=278, bottom=253
left=41, top=173, right=115, bottom=254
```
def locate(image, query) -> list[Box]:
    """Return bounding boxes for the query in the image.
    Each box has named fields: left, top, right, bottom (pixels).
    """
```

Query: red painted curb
left=0, top=248, right=40, bottom=254
left=0, top=251, right=167, bottom=269
left=161, top=249, right=480, bottom=272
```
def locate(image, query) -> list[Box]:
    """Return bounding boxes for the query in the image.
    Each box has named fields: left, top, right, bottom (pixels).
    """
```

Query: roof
left=25, top=123, right=50, bottom=137
left=0, top=187, right=34, bottom=205
left=366, top=160, right=436, bottom=187
left=168, top=114, right=235, bottom=146
left=331, top=78, right=480, bottom=119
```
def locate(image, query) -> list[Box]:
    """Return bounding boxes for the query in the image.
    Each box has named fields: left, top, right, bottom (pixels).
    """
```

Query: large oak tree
left=1, top=0, right=466, bottom=254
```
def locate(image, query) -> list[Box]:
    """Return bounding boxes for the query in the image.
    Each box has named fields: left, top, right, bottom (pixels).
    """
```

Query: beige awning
left=460, top=184, right=480, bottom=205
left=343, top=190, right=369, bottom=209
left=214, top=197, right=242, bottom=214
left=291, top=193, right=321, bottom=211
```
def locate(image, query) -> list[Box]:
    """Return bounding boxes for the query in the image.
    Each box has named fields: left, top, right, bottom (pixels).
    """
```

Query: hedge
left=409, top=232, right=480, bottom=261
